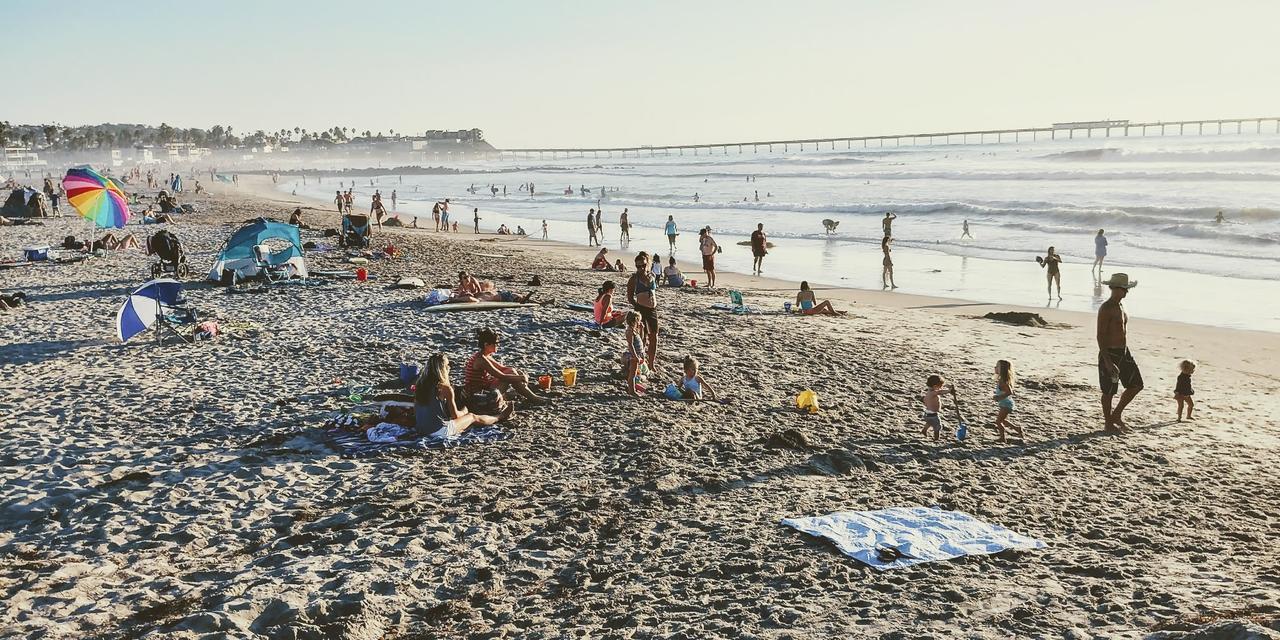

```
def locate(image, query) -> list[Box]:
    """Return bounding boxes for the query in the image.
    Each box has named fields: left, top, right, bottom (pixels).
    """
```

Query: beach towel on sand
left=324, top=420, right=510, bottom=458
left=782, top=506, right=1045, bottom=570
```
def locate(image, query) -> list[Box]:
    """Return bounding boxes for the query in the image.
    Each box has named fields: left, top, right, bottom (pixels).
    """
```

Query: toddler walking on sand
left=993, top=360, right=1024, bottom=442
left=921, top=375, right=949, bottom=441
left=1175, top=360, right=1196, bottom=421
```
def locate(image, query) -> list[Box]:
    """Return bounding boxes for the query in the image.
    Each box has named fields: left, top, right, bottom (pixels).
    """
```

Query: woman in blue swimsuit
left=795, top=281, right=845, bottom=316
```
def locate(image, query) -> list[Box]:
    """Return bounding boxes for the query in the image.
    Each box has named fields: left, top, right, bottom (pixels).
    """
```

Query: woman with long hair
left=415, top=353, right=502, bottom=438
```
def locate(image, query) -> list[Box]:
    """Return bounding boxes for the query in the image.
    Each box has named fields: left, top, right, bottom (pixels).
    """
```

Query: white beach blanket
left=782, top=506, right=1046, bottom=570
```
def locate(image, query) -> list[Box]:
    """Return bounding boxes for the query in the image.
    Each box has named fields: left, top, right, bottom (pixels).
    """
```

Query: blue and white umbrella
left=116, top=279, right=184, bottom=342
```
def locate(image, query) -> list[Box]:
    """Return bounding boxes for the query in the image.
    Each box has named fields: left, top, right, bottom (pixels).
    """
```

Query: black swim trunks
left=637, top=304, right=658, bottom=336
left=1099, top=347, right=1143, bottom=396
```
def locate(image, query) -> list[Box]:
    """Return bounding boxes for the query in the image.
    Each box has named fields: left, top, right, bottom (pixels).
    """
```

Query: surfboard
left=474, top=253, right=511, bottom=259
left=736, top=241, right=777, bottom=248
left=423, top=302, right=537, bottom=313
left=566, top=303, right=594, bottom=312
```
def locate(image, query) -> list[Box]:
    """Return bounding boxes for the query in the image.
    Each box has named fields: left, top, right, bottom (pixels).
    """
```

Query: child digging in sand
left=623, top=311, right=648, bottom=396
left=1175, top=359, right=1196, bottom=421
left=675, top=355, right=718, bottom=401
left=993, top=359, right=1024, bottom=442
left=921, top=375, right=949, bottom=441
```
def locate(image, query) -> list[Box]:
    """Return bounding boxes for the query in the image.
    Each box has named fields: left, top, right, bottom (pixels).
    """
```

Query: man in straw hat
left=1097, top=273, right=1142, bottom=432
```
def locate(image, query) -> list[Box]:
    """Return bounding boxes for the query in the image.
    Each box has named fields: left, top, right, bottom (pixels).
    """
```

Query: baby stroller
left=148, top=229, right=190, bottom=279
left=341, top=214, right=371, bottom=248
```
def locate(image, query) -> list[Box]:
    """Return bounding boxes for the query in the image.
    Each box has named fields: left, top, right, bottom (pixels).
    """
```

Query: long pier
left=494, top=116, right=1280, bottom=160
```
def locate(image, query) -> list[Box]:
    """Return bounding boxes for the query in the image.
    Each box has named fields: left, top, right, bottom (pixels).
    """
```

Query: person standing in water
left=961, top=219, right=973, bottom=238
left=619, top=208, right=630, bottom=244
left=473, top=208, right=481, bottom=234
left=594, top=208, right=604, bottom=243
left=587, top=209, right=599, bottom=246
left=1097, top=273, right=1142, bottom=433
left=390, top=190, right=397, bottom=213
left=1092, top=229, right=1108, bottom=279
left=750, top=223, right=768, bottom=276
left=1215, top=210, right=1226, bottom=224
left=665, top=216, right=678, bottom=252
left=542, top=219, right=548, bottom=240
left=881, top=235, right=897, bottom=289
left=1038, top=246, right=1063, bottom=300
left=882, top=212, right=898, bottom=238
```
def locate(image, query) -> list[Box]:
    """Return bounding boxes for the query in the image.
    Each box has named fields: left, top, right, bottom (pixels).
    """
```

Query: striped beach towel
left=323, top=424, right=510, bottom=459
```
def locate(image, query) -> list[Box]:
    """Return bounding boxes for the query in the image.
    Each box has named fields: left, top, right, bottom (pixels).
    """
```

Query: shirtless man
left=619, top=208, right=630, bottom=244
left=1097, top=273, right=1142, bottom=432
left=881, top=211, right=898, bottom=238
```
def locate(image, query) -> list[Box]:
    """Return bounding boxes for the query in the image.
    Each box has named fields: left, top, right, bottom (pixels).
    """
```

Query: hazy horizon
left=7, top=0, right=1279, bottom=148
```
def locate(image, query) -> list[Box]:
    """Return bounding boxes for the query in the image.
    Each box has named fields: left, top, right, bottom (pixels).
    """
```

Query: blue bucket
left=399, top=363, right=419, bottom=386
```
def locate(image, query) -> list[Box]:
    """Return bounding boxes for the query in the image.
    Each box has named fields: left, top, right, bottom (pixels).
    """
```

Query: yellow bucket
left=796, top=389, right=820, bottom=414
left=562, top=368, right=578, bottom=387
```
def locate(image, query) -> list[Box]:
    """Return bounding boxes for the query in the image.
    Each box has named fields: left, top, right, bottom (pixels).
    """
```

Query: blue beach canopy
left=206, top=218, right=307, bottom=280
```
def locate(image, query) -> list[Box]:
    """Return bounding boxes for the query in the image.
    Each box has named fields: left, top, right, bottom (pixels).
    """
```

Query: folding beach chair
left=252, top=244, right=294, bottom=284
left=341, top=214, right=371, bottom=248
left=727, top=290, right=753, bottom=314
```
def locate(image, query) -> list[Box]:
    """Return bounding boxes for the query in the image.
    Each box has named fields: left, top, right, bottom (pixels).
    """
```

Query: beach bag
left=423, top=288, right=452, bottom=306
left=796, top=389, right=820, bottom=414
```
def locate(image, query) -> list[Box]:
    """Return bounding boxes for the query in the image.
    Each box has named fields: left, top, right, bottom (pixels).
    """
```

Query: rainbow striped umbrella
left=63, top=166, right=130, bottom=229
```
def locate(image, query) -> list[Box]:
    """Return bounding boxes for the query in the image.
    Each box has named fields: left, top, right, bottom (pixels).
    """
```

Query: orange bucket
left=537, top=375, right=552, bottom=391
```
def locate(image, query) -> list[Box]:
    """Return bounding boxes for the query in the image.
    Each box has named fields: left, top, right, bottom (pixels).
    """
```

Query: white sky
left=6, top=0, right=1279, bottom=148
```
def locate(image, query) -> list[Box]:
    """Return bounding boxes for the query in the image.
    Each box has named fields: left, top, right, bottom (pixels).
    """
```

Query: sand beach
left=1, top=179, right=1278, bottom=639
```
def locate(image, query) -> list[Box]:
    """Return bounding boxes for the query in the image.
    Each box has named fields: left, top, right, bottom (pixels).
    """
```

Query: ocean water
left=284, top=134, right=1280, bottom=332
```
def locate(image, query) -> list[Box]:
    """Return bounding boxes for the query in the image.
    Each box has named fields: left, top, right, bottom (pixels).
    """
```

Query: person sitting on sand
left=142, top=206, right=175, bottom=225
left=455, top=271, right=482, bottom=298
left=663, top=257, right=685, bottom=287
left=464, top=327, right=548, bottom=407
left=675, top=355, right=718, bottom=401
left=795, top=281, right=845, bottom=315
left=0, top=290, right=27, bottom=312
left=613, top=258, right=627, bottom=273
left=622, top=311, right=648, bottom=397
left=288, top=207, right=305, bottom=227
left=415, top=353, right=507, bottom=437
left=993, top=359, right=1022, bottom=443
left=920, top=374, right=949, bottom=442
left=592, top=247, right=613, bottom=270
left=594, top=281, right=627, bottom=328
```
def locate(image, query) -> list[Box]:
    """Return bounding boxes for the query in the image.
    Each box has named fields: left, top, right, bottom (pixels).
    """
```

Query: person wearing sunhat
left=1097, top=273, right=1142, bottom=432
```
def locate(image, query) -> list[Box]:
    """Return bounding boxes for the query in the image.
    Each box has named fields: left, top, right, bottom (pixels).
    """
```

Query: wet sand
left=1, top=180, right=1277, bottom=638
